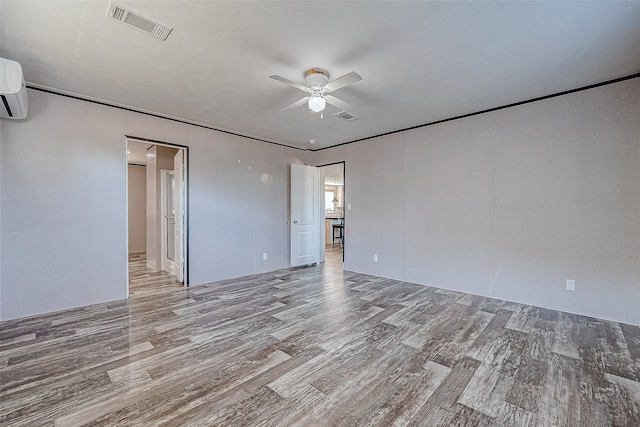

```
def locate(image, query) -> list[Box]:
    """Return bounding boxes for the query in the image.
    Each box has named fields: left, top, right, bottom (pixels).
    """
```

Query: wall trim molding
left=26, top=85, right=307, bottom=152
left=312, top=72, right=640, bottom=151
left=28, top=72, right=640, bottom=153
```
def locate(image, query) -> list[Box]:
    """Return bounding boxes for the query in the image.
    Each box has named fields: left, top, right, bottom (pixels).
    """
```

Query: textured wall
left=127, top=164, right=146, bottom=253
left=404, top=114, right=494, bottom=297
left=1, top=90, right=128, bottom=319
left=311, top=78, right=640, bottom=325
left=344, top=133, right=405, bottom=280
left=3, top=79, right=638, bottom=324
left=492, top=79, right=640, bottom=324
left=0, top=89, right=308, bottom=320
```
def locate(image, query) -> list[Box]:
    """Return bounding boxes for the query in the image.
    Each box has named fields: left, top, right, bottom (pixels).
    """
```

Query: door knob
left=292, top=220, right=298, bottom=224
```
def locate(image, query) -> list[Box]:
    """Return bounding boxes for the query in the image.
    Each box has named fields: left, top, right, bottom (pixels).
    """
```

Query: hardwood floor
left=1, top=246, right=639, bottom=426
left=128, top=253, right=183, bottom=296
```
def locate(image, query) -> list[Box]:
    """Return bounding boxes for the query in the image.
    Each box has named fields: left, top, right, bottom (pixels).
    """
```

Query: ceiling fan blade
left=269, top=75, right=309, bottom=92
left=324, top=95, right=355, bottom=111
left=324, top=71, right=362, bottom=92
left=282, top=96, right=310, bottom=111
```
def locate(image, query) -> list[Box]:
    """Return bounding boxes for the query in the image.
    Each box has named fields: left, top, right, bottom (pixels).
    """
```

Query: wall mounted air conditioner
left=1, top=57, right=29, bottom=119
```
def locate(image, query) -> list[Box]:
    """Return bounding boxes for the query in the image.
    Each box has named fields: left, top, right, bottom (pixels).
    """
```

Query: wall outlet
left=566, top=279, right=575, bottom=291
left=373, top=254, right=378, bottom=263
left=347, top=203, right=352, bottom=210
left=263, top=252, right=268, bottom=261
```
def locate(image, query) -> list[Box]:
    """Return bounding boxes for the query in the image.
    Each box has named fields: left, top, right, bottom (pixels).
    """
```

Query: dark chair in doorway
left=332, top=219, right=344, bottom=245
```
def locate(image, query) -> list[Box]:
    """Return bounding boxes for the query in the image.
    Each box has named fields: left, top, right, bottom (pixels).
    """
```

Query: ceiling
left=1, top=1, right=639, bottom=150
left=127, top=140, right=152, bottom=165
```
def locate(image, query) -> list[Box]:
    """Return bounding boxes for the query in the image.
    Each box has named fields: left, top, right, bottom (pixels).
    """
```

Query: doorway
left=126, top=138, right=188, bottom=295
left=320, top=162, right=345, bottom=264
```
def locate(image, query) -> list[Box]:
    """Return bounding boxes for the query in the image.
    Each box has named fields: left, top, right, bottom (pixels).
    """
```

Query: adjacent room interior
left=1, top=1, right=640, bottom=425
left=127, top=139, right=186, bottom=295
left=322, top=162, right=345, bottom=263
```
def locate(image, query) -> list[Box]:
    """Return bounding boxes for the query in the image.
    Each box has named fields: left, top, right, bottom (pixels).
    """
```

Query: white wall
left=492, top=80, right=640, bottom=324
left=127, top=164, right=146, bottom=253
left=311, top=78, right=640, bottom=326
left=1, top=90, right=128, bottom=319
left=0, top=89, right=309, bottom=320
left=4, top=80, right=637, bottom=324
left=344, top=133, right=405, bottom=280
left=255, top=141, right=288, bottom=274
left=404, top=114, right=494, bottom=296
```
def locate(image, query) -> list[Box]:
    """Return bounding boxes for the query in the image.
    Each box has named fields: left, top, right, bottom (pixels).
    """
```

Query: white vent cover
left=107, top=2, right=173, bottom=41
left=334, top=111, right=359, bottom=122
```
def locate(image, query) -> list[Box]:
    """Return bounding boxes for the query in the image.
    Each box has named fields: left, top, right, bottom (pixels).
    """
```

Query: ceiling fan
left=269, top=68, right=362, bottom=113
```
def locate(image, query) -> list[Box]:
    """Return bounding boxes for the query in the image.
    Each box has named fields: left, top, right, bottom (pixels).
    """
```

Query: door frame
left=316, top=161, right=346, bottom=264
left=125, top=136, right=189, bottom=292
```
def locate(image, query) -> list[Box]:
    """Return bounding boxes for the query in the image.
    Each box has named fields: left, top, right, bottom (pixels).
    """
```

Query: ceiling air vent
left=334, top=111, right=359, bottom=122
left=107, top=2, right=173, bottom=41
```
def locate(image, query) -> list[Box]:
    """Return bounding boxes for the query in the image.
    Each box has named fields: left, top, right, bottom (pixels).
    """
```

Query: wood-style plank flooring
left=128, top=252, right=183, bottom=296
left=1, top=245, right=640, bottom=426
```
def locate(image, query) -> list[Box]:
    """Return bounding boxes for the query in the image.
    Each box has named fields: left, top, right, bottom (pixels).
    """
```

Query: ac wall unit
left=0, top=57, right=29, bottom=119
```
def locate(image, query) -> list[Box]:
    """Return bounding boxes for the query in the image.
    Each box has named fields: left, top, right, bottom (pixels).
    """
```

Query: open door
left=290, top=164, right=320, bottom=267
left=173, top=150, right=185, bottom=282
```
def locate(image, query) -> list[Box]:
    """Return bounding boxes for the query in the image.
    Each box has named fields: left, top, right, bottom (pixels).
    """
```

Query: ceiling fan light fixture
left=308, top=95, right=326, bottom=112
left=269, top=69, right=361, bottom=114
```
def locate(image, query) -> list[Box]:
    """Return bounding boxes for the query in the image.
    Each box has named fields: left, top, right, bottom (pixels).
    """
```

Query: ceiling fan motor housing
left=269, top=68, right=360, bottom=112
left=305, top=69, right=329, bottom=91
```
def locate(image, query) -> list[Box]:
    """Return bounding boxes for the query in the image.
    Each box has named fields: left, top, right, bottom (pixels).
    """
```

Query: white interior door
left=290, top=164, right=320, bottom=267
left=173, top=150, right=185, bottom=282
